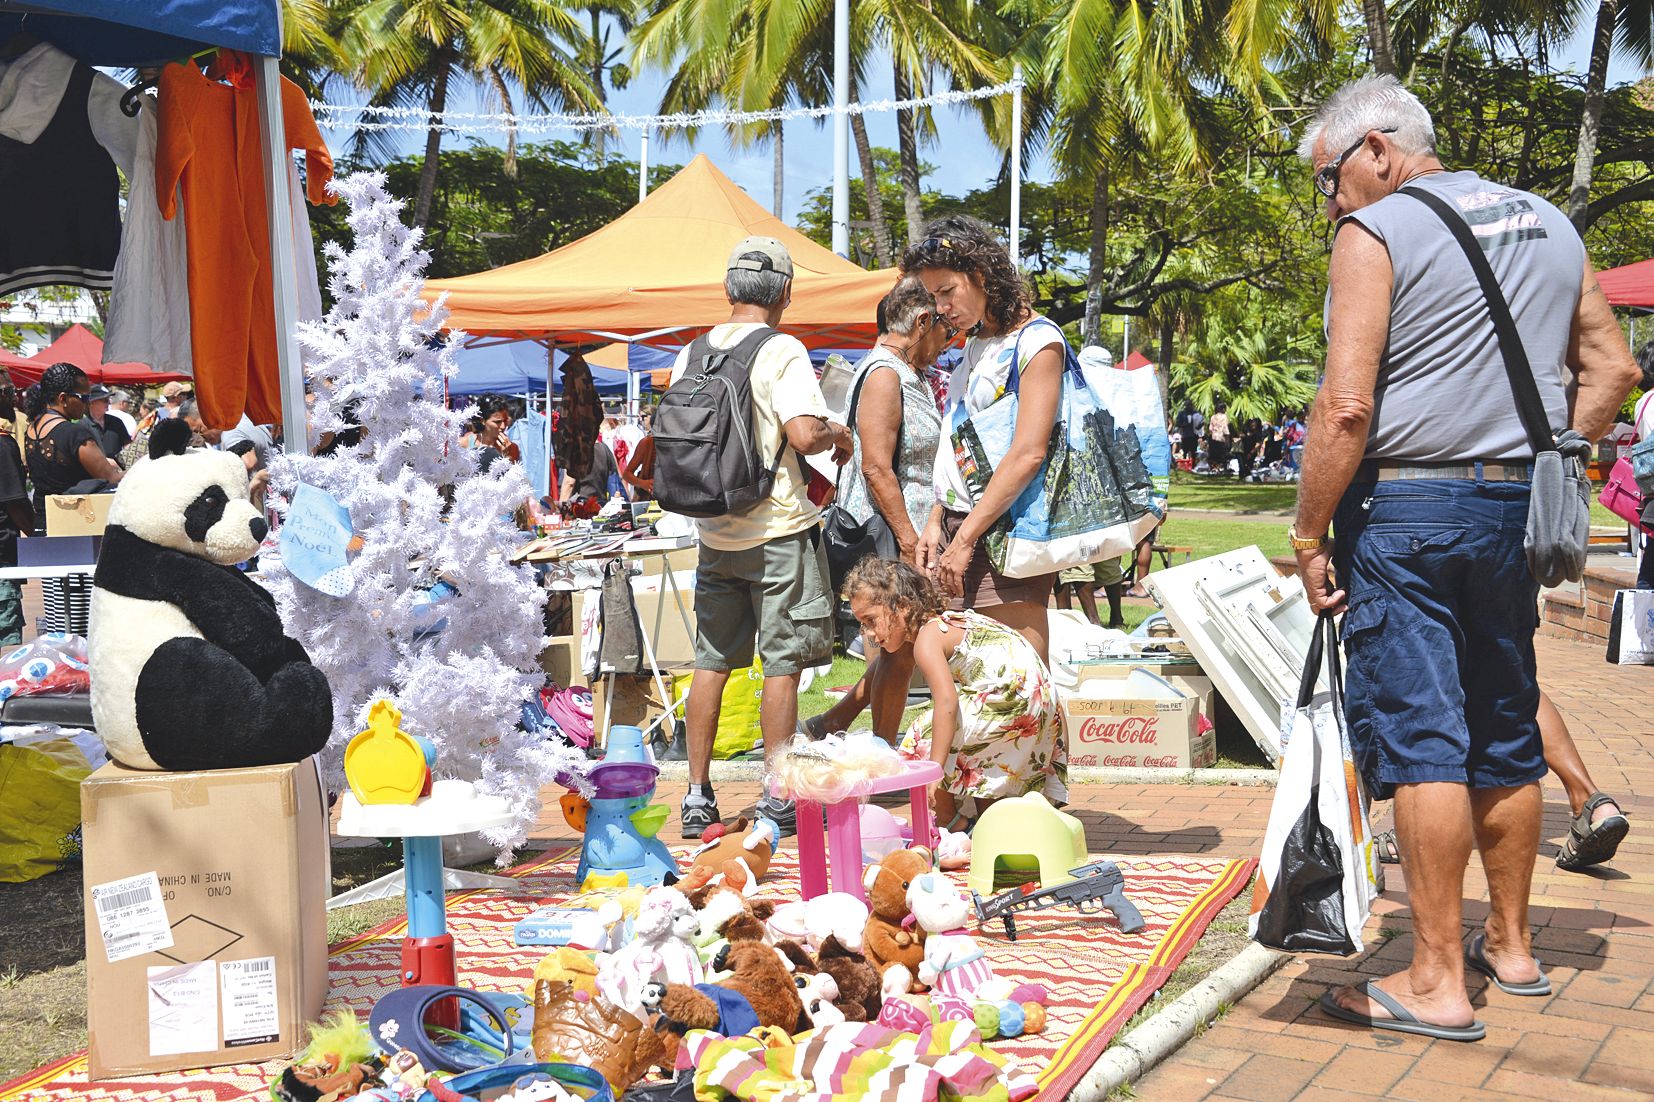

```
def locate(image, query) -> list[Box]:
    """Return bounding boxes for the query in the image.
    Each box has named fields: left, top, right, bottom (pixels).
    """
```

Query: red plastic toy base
left=401, top=934, right=459, bottom=1029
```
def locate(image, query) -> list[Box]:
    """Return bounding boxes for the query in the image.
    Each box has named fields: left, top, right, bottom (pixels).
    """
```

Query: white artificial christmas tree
left=265, top=172, right=588, bottom=859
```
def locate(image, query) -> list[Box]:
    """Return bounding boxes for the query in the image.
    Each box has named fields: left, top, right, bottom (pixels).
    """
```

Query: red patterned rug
left=2, top=847, right=1254, bottom=1101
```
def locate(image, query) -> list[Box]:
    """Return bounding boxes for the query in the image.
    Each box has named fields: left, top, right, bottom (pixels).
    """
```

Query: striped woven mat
left=2, top=846, right=1254, bottom=1101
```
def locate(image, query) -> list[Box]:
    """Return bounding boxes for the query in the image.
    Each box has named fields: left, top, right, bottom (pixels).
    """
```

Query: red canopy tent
left=1597, top=259, right=1654, bottom=309
left=2, top=324, right=191, bottom=388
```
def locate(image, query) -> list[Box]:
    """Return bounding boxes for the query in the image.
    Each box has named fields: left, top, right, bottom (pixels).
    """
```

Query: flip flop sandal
left=1464, top=932, right=1551, bottom=996
left=1318, top=980, right=1486, bottom=1042
left=1556, top=792, right=1629, bottom=871
left=1373, top=828, right=1402, bottom=865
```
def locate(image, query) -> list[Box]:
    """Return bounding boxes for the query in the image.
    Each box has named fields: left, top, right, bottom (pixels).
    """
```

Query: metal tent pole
left=830, top=0, right=850, bottom=256
left=256, top=55, right=307, bottom=452
left=639, top=128, right=650, bottom=203
left=1010, top=63, right=1023, bottom=268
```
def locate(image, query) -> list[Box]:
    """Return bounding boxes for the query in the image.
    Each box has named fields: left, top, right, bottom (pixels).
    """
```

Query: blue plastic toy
left=569, top=725, right=678, bottom=889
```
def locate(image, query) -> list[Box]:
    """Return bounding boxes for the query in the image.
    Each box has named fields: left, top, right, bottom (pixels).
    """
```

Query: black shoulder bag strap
left=835, top=354, right=906, bottom=496
left=1398, top=185, right=1554, bottom=459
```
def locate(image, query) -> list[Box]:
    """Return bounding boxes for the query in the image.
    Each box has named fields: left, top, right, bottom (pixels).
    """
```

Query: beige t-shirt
left=668, top=323, right=828, bottom=552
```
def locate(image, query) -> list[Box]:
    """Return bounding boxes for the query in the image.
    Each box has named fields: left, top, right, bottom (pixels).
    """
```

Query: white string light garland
left=310, top=78, right=1023, bottom=136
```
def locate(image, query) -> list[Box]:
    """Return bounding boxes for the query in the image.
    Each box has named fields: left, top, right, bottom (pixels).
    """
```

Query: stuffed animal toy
left=89, top=451, right=333, bottom=770
left=794, top=970, right=846, bottom=1028
left=271, top=1011, right=384, bottom=1102
left=816, top=934, right=882, bottom=1021
left=679, top=816, right=780, bottom=894
left=862, top=847, right=932, bottom=996
left=766, top=892, right=869, bottom=954
left=596, top=886, right=702, bottom=1015
left=906, top=872, right=1049, bottom=1024
left=641, top=940, right=805, bottom=1067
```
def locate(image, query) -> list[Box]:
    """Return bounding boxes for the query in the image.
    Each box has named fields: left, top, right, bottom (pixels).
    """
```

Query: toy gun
left=971, top=860, right=1145, bottom=941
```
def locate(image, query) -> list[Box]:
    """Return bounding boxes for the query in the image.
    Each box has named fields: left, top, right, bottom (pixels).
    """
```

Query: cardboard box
left=1070, top=660, right=1215, bottom=729
left=1063, top=696, right=1214, bottom=770
left=45, top=493, right=114, bottom=537
left=570, top=583, right=697, bottom=672
left=81, top=759, right=330, bottom=1080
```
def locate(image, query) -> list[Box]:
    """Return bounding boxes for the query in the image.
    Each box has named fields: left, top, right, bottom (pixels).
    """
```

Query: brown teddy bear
left=862, top=847, right=932, bottom=996
left=643, top=940, right=804, bottom=1066
left=773, top=935, right=880, bottom=1022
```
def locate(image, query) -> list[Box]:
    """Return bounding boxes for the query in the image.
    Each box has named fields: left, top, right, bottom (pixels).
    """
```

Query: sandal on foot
left=1556, top=792, right=1629, bottom=871
left=1465, top=933, right=1550, bottom=997
left=1374, top=828, right=1402, bottom=865
left=1318, top=980, right=1485, bottom=1042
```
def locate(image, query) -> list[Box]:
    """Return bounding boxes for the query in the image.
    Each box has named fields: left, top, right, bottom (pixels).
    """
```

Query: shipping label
left=220, top=956, right=280, bottom=1046
left=90, top=872, right=174, bottom=963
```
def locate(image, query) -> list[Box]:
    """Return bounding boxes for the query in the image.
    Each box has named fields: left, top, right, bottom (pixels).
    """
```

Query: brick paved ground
left=1131, top=633, right=1654, bottom=1102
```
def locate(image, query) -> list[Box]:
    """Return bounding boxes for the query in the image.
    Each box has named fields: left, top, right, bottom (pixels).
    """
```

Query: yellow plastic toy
left=966, top=792, right=1089, bottom=897
left=343, top=700, right=429, bottom=805
left=532, top=947, right=601, bottom=999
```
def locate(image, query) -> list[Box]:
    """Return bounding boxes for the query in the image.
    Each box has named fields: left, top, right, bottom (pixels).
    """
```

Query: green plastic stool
left=967, top=792, right=1088, bottom=897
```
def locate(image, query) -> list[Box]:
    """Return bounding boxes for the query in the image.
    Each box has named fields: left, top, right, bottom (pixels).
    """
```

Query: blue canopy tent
left=448, top=342, right=644, bottom=397
left=0, top=0, right=307, bottom=449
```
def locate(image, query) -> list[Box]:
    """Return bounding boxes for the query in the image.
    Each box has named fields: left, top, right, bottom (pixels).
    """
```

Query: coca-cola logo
left=1101, top=754, right=1137, bottom=767
left=1071, top=754, right=1098, bottom=767
left=1075, top=715, right=1160, bottom=745
left=1142, top=755, right=1180, bottom=768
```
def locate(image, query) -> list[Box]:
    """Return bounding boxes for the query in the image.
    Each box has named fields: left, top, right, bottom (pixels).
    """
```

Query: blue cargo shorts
left=1331, top=476, right=1545, bottom=800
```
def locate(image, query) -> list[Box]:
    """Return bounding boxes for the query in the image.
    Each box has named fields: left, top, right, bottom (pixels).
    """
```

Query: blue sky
left=312, top=25, right=1647, bottom=229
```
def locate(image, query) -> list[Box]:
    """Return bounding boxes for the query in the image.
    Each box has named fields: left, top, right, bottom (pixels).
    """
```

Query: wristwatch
left=1287, top=524, right=1326, bottom=551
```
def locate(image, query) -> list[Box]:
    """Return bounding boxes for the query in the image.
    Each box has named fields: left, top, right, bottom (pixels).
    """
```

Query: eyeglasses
left=1313, top=127, right=1397, bottom=199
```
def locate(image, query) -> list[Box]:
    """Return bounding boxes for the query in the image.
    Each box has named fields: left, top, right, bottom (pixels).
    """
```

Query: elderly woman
left=902, top=215, right=1070, bottom=661
left=804, top=275, right=951, bottom=742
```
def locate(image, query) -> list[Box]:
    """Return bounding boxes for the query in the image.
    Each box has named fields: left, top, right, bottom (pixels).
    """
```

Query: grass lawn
left=1167, top=470, right=1297, bottom=514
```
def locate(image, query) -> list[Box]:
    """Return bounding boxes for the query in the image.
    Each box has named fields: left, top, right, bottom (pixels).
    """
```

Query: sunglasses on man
left=1313, top=127, right=1398, bottom=199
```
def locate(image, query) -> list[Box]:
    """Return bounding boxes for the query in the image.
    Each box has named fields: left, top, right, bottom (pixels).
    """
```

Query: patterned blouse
left=837, top=346, right=943, bottom=536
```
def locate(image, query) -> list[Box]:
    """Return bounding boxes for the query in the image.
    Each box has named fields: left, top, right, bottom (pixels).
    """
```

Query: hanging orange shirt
left=156, top=54, right=333, bottom=430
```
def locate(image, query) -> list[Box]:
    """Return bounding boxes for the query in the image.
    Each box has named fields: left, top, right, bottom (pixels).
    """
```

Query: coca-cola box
left=1063, top=696, right=1215, bottom=769
left=1071, top=660, right=1215, bottom=730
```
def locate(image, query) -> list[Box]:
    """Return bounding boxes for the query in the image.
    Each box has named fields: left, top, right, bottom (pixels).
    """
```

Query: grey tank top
left=1336, top=171, right=1583, bottom=463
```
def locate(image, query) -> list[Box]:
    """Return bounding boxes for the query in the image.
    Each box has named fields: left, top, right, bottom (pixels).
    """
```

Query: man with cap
left=157, top=380, right=189, bottom=421
left=667, top=235, right=853, bottom=838
left=81, top=383, right=133, bottom=462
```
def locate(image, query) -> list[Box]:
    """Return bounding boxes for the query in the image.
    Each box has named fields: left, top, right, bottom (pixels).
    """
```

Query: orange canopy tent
left=2, top=325, right=192, bottom=388
left=423, top=155, right=896, bottom=350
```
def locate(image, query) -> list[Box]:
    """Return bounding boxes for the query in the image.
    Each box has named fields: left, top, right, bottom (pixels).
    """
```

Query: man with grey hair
left=667, top=235, right=852, bottom=838
left=1293, top=74, right=1640, bottom=1041
left=106, top=389, right=138, bottom=437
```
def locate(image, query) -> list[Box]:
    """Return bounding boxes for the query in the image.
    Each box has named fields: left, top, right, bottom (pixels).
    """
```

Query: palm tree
left=340, top=0, right=602, bottom=227
left=578, top=0, right=642, bottom=162
left=1038, top=0, right=1339, bottom=345
left=1565, top=0, right=1654, bottom=228
left=634, top=0, right=1001, bottom=260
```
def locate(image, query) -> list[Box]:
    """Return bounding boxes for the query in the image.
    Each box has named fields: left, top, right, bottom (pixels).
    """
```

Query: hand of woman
left=916, top=514, right=943, bottom=573
left=936, top=534, right=972, bottom=598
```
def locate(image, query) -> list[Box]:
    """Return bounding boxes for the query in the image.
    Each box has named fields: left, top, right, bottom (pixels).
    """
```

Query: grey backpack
left=653, top=327, right=786, bottom=518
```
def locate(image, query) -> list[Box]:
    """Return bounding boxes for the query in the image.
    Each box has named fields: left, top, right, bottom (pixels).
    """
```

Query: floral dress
left=898, top=610, right=1068, bottom=801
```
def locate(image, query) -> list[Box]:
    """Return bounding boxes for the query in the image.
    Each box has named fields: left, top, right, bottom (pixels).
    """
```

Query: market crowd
left=658, top=73, right=1650, bottom=1051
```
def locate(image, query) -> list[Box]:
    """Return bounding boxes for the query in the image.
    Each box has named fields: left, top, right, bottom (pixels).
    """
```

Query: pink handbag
left=1598, top=457, right=1646, bottom=527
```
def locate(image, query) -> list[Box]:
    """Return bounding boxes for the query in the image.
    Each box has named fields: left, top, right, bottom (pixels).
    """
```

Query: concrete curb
left=663, top=761, right=1278, bottom=787
left=1067, top=942, right=1289, bottom=1101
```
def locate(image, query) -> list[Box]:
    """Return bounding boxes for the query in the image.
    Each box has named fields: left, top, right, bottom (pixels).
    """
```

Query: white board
left=1144, top=546, right=1323, bottom=762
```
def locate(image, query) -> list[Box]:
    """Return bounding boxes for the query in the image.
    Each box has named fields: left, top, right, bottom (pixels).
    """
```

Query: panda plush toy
left=89, top=448, right=333, bottom=771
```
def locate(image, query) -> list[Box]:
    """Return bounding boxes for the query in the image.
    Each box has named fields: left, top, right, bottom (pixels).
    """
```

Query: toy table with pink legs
left=796, top=759, right=942, bottom=901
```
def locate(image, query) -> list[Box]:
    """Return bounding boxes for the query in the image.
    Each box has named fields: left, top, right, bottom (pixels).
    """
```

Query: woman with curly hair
left=844, top=556, right=1065, bottom=828
left=900, top=214, right=1068, bottom=662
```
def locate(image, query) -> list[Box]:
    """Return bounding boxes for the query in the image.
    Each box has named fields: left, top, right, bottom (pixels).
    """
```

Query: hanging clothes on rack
left=555, top=352, right=602, bottom=488
left=0, top=42, right=137, bottom=295
left=508, top=405, right=550, bottom=500
left=105, top=93, right=323, bottom=375
left=156, top=50, right=333, bottom=430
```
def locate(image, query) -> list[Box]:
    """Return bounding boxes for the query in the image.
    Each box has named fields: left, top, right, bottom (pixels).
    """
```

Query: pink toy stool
left=796, top=759, right=942, bottom=901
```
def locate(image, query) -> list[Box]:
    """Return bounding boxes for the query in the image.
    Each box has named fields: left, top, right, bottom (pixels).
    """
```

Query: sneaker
left=754, top=793, right=797, bottom=837
left=681, top=792, right=720, bottom=839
